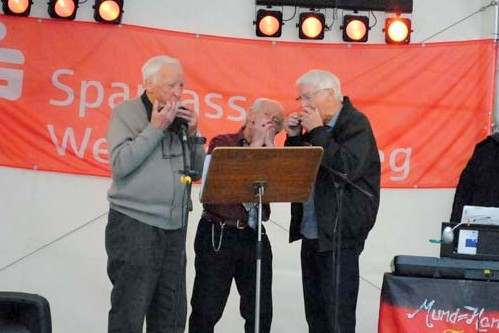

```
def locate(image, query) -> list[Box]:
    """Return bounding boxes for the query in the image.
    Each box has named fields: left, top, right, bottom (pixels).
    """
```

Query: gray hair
left=296, top=69, right=343, bottom=102
left=141, top=55, right=181, bottom=82
left=249, top=98, right=284, bottom=114
left=243, top=98, right=284, bottom=127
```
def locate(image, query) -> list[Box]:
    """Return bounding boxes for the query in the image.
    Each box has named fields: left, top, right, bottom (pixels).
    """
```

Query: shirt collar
left=325, top=106, right=342, bottom=131
left=140, top=91, right=153, bottom=121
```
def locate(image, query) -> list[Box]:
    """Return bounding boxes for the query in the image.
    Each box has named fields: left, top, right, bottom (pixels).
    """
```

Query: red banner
left=0, top=16, right=495, bottom=187
left=379, top=273, right=499, bottom=332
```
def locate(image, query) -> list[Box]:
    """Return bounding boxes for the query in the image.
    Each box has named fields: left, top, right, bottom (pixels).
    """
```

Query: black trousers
left=106, top=209, right=187, bottom=333
left=301, top=238, right=360, bottom=333
left=189, top=219, right=273, bottom=333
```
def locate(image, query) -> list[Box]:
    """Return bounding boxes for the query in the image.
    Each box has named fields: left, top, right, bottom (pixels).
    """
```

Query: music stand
left=200, top=146, right=323, bottom=333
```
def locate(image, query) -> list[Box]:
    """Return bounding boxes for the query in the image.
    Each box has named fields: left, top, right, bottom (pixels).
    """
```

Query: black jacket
left=285, top=97, right=381, bottom=252
left=450, top=132, right=499, bottom=222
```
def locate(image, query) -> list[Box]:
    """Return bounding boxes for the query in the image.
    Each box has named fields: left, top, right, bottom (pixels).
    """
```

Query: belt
left=201, top=211, right=248, bottom=229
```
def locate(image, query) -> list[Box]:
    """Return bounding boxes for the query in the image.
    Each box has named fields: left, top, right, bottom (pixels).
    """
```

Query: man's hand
left=284, top=112, right=302, bottom=137
left=300, top=106, right=322, bottom=132
left=151, top=99, right=177, bottom=131
left=176, top=105, right=198, bottom=136
left=250, top=117, right=277, bottom=147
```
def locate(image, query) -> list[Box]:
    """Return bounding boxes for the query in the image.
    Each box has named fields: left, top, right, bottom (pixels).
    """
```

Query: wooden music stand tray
left=200, top=146, right=323, bottom=204
left=199, top=146, right=323, bottom=333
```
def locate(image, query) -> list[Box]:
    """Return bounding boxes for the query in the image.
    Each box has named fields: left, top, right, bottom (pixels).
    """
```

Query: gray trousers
left=106, top=209, right=187, bottom=333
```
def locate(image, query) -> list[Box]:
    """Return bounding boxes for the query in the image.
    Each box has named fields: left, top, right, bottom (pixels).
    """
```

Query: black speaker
left=0, top=292, right=51, bottom=333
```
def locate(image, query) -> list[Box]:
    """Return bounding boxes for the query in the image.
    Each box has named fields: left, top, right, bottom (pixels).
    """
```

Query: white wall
left=0, top=1, right=496, bottom=332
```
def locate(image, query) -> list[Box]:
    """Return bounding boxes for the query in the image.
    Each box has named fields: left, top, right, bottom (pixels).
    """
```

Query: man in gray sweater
left=105, top=55, right=205, bottom=333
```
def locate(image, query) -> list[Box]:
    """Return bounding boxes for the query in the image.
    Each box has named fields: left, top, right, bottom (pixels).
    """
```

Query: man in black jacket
left=284, top=69, right=380, bottom=333
left=450, top=132, right=499, bottom=222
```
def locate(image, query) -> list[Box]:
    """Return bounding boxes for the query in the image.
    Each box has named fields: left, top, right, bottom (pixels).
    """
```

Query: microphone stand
left=323, top=163, right=374, bottom=333
left=322, top=164, right=374, bottom=199
left=178, top=124, right=206, bottom=225
left=332, top=180, right=343, bottom=333
left=179, top=125, right=192, bottom=226
left=253, top=181, right=266, bottom=333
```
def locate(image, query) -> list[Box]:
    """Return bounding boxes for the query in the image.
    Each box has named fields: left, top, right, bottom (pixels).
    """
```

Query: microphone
left=174, top=105, right=189, bottom=131
left=429, top=216, right=491, bottom=244
left=171, top=117, right=188, bottom=136
left=174, top=106, right=191, bottom=185
left=157, top=103, right=189, bottom=134
left=170, top=105, right=206, bottom=182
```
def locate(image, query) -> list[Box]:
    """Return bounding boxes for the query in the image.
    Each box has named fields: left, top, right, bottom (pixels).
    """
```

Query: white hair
left=243, top=98, right=284, bottom=127
left=141, top=55, right=181, bottom=83
left=296, top=69, right=343, bottom=102
left=249, top=98, right=284, bottom=114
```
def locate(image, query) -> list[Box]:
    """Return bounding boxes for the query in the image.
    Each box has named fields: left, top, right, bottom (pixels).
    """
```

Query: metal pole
left=253, top=182, right=265, bottom=333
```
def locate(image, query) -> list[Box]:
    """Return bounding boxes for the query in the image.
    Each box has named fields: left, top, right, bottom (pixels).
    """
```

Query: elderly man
left=284, top=69, right=380, bottom=333
left=189, top=98, right=285, bottom=333
left=105, top=55, right=205, bottom=333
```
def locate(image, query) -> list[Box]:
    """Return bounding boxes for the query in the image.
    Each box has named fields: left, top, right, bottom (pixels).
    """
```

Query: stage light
left=385, top=17, right=411, bottom=44
left=298, top=12, right=325, bottom=40
left=48, top=0, right=78, bottom=20
left=342, top=15, right=369, bottom=42
left=1, top=0, right=32, bottom=16
left=255, top=9, right=282, bottom=37
left=93, top=0, right=123, bottom=24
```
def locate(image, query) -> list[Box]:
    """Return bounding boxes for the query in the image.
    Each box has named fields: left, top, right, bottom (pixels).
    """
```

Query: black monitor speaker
left=0, top=292, right=51, bottom=333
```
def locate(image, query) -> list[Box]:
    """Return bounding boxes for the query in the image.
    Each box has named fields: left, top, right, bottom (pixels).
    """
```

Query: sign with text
left=379, top=273, right=499, bottom=332
left=0, top=16, right=494, bottom=187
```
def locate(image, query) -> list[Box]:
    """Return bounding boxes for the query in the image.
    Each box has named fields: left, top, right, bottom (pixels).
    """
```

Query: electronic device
left=391, top=255, right=499, bottom=281
left=439, top=222, right=499, bottom=261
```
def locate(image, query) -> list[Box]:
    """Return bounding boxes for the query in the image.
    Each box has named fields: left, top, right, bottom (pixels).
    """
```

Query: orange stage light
left=299, top=12, right=325, bottom=40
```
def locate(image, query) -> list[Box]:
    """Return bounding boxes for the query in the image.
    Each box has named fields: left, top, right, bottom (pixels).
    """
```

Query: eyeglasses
left=296, top=88, right=330, bottom=101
